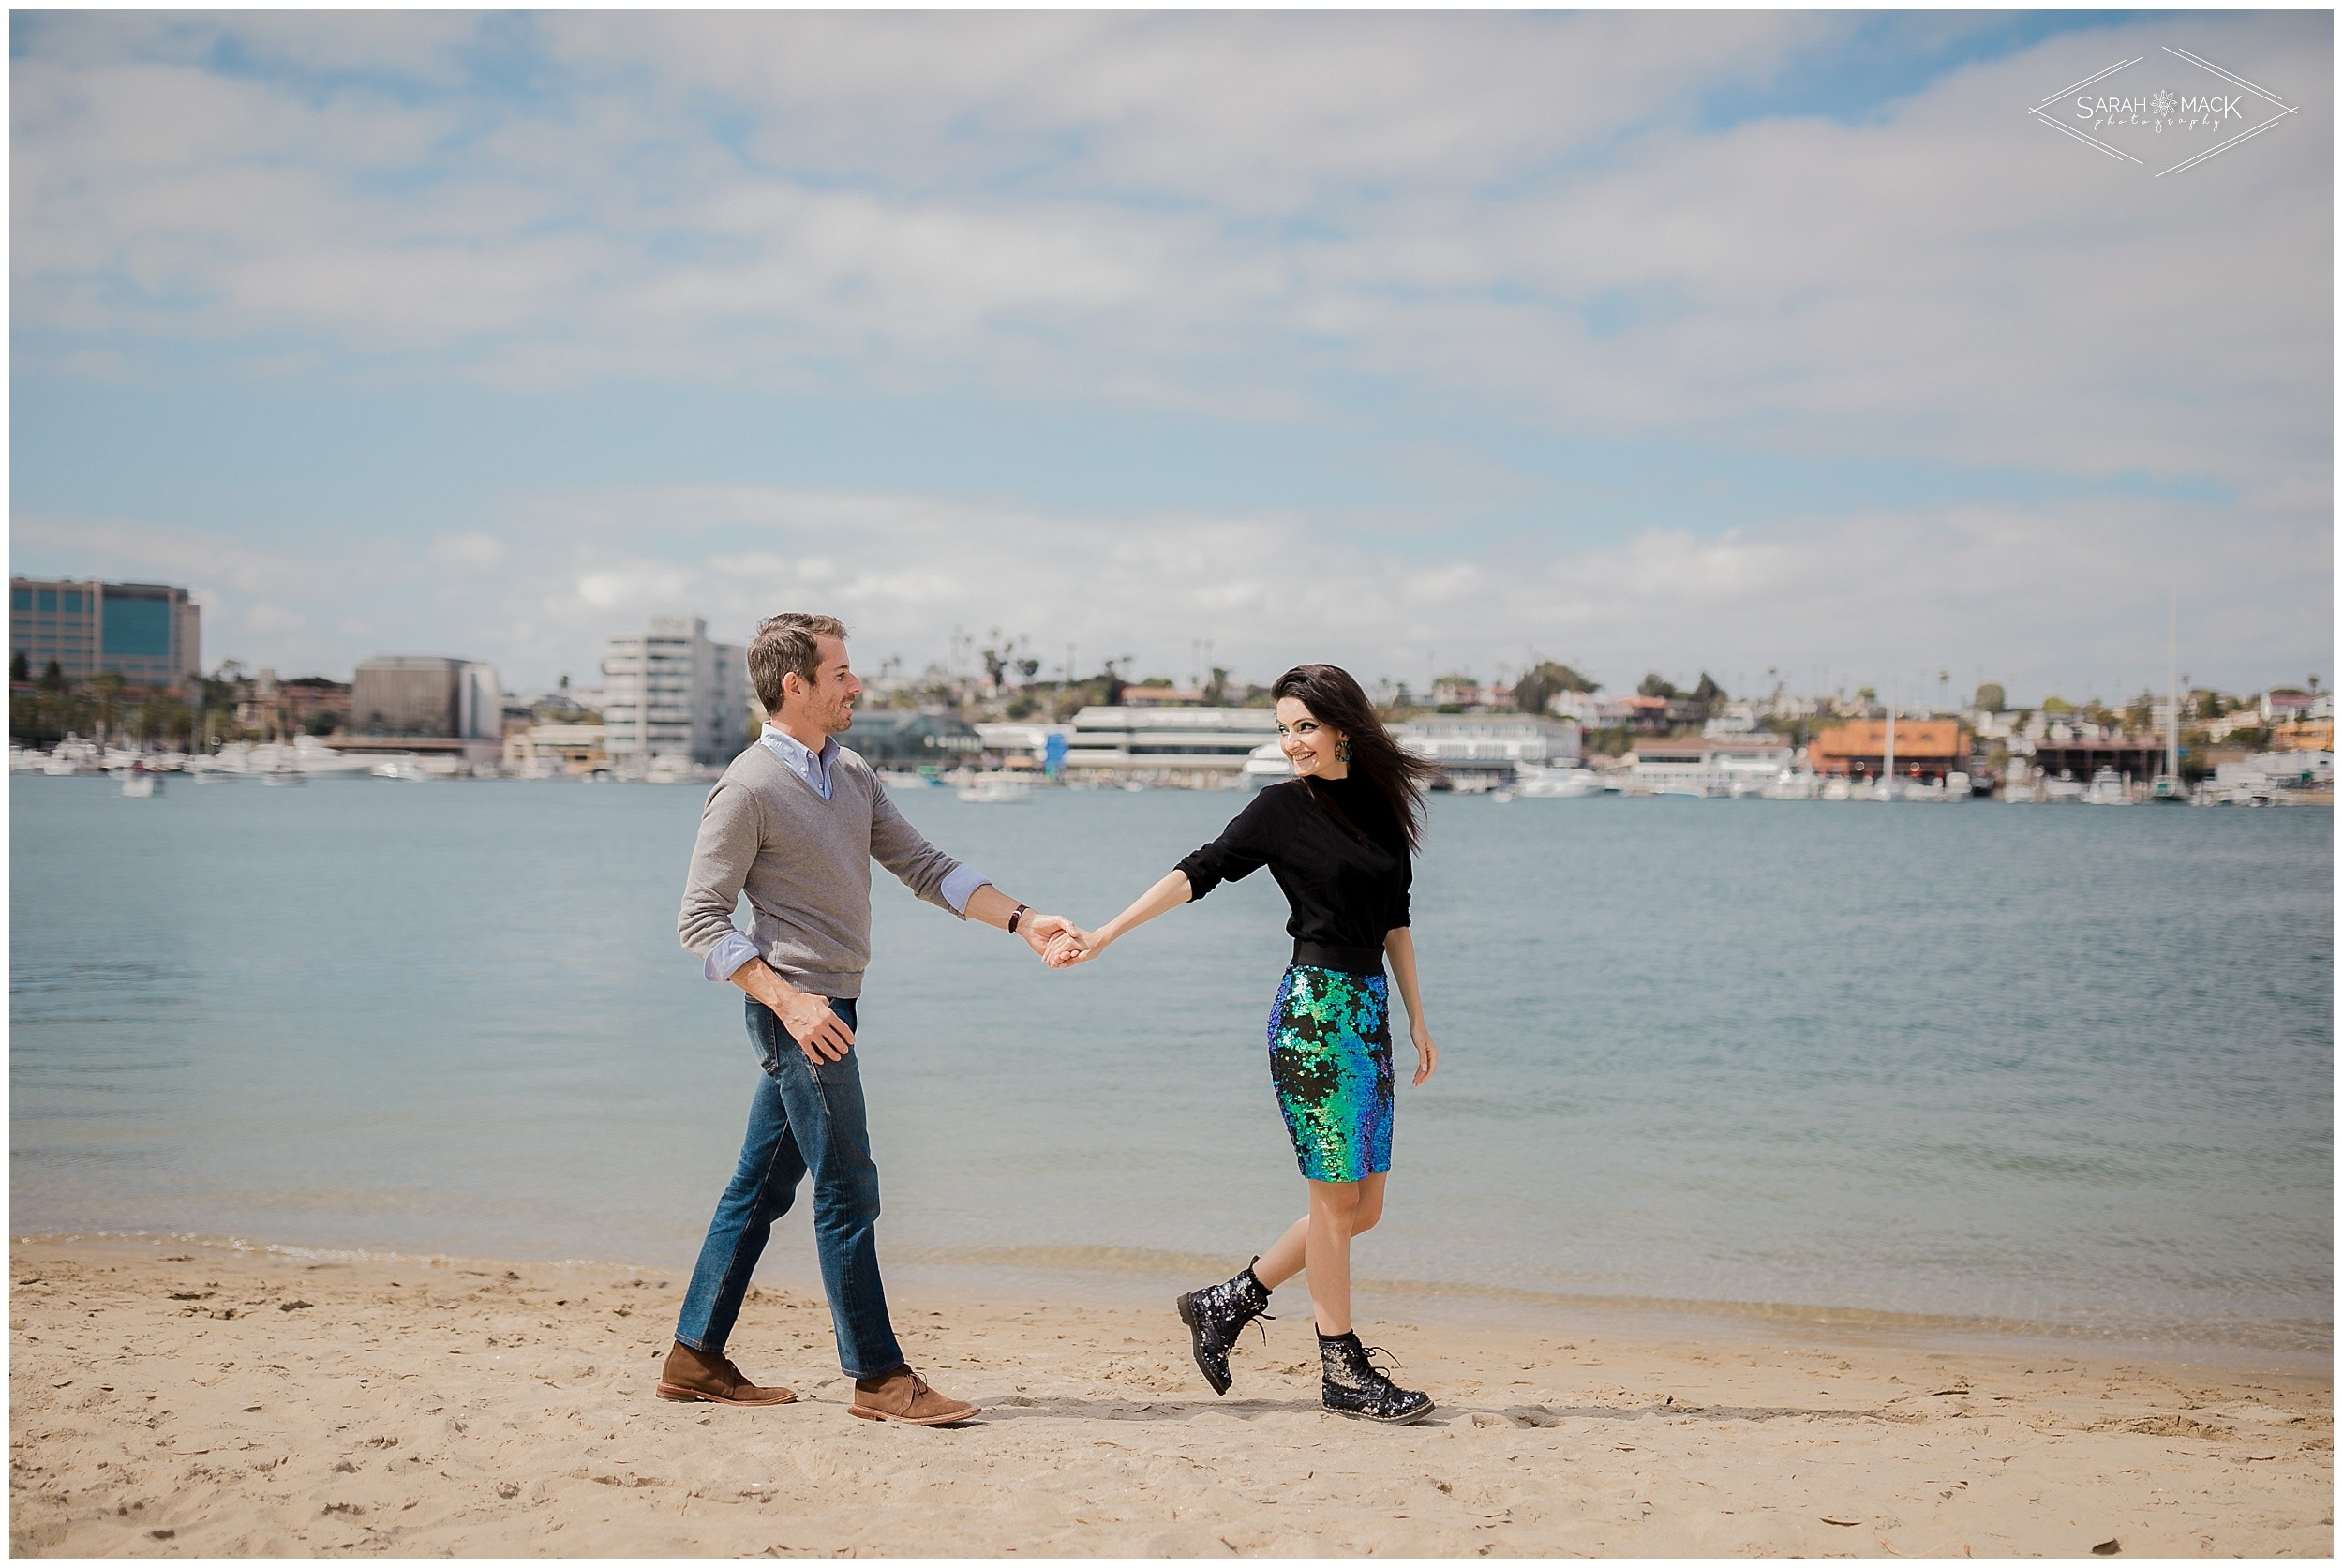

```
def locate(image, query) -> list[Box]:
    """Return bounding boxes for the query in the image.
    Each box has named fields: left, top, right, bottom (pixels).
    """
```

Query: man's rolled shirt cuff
left=940, top=864, right=989, bottom=917
left=702, top=931, right=762, bottom=982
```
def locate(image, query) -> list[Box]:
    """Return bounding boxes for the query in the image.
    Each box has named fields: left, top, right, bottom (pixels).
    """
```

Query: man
left=664, top=612, right=1070, bottom=1425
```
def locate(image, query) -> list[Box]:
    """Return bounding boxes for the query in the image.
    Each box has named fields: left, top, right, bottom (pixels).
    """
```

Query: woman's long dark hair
left=1271, top=664, right=1438, bottom=853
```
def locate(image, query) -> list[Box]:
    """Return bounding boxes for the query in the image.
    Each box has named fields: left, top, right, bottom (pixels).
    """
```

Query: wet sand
left=10, top=1233, right=2331, bottom=1557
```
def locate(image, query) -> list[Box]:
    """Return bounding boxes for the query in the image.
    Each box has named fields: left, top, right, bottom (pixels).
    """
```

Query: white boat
left=2082, top=768, right=2129, bottom=806
left=42, top=737, right=101, bottom=775
left=956, top=774, right=1035, bottom=804
left=1243, top=740, right=1292, bottom=788
left=2042, top=769, right=2085, bottom=803
left=1761, top=770, right=1820, bottom=801
left=260, top=765, right=306, bottom=787
left=876, top=769, right=934, bottom=791
left=1821, top=777, right=1852, bottom=801
left=1510, top=765, right=1602, bottom=799
left=119, top=769, right=161, bottom=798
left=370, top=758, right=430, bottom=782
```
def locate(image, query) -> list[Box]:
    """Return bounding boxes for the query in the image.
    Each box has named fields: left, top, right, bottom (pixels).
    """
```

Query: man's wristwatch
left=1007, top=903, right=1030, bottom=934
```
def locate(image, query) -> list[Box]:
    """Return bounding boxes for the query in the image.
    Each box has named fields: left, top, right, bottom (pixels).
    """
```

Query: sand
left=9, top=1234, right=2330, bottom=1558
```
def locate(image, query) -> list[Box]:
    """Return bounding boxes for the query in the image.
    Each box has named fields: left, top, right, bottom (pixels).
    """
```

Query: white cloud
left=8, top=13, right=2328, bottom=701
left=15, top=482, right=2323, bottom=706
left=12, top=12, right=2329, bottom=487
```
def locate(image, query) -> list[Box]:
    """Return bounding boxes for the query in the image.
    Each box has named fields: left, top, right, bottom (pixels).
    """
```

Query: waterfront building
left=2024, top=735, right=2178, bottom=784
left=1065, top=705, right=1278, bottom=779
left=601, top=616, right=751, bottom=769
left=1809, top=719, right=1965, bottom=784
left=1121, top=685, right=1204, bottom=707
left=9, top=576, right=201, bottom=690
left=973, top=722, right=1067, bottom=771
left=235, top=671, right=351, bottom=738
left=501, top=722, right=608, bottom=777
left=339, top=655, right=504, bottom=769
left=841, top=709, right=984, bottom=769
left=1396, top=713, right=1582, bottom=784
left=1625, top=735, right=1795, bottom=796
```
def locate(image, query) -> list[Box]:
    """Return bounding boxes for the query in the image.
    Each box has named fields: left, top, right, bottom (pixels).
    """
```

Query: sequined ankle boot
left=1318, top=1330, right=1434, bottom=1424
left=1175, top=1259, right=1274, bottom=1396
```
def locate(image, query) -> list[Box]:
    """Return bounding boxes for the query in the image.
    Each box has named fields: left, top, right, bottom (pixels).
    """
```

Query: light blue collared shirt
left=702, top=724, right=991, bottom=981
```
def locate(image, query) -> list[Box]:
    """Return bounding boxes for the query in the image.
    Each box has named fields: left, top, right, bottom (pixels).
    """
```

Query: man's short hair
left=748, top=613, right=848, bottom=713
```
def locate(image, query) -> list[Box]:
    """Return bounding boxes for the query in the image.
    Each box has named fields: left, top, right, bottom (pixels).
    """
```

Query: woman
left=1048, top=664, right=1442, bottom=1423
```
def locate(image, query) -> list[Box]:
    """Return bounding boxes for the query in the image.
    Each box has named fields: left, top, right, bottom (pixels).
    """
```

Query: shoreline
left=12, top=1232, right=2331, bottom=1557
left=26, top=1228, right=2328, bottom=1376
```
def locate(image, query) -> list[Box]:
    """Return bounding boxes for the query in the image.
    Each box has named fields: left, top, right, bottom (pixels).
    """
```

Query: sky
left=10, top=9, right=2333, bottom=706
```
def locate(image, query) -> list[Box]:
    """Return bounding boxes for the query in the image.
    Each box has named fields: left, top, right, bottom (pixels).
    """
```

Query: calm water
left=10, top=774, right=2331, bottom=1357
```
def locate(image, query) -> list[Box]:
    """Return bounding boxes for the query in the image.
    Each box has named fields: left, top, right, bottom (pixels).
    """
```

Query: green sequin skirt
left=1266, top=964, right=1395, bottom=1183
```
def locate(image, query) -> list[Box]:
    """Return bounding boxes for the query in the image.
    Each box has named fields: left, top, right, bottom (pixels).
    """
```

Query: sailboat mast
left=1884, top=680, right=1896, bottom=794
left=2167, top=586, right=2180, bottom=781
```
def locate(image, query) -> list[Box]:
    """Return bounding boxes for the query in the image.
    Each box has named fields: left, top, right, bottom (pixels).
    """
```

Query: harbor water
left=10, top=774, right=2331, bottom=1360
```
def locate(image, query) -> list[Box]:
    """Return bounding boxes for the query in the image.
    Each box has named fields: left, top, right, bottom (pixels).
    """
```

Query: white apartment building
left=601, top=616, right=752, bottom=769
left=1065, top=706, right=1278, bottom=777
left=1396, top=713, right=1583, bottom=781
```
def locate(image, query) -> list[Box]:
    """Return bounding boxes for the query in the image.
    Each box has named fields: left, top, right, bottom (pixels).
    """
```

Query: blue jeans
left=673, top=995, right=905, bottom=1379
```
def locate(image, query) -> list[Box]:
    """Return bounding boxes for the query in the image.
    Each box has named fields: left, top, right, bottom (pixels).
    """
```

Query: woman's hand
left=1046, top=926, right=1105, bottom=967
left=1408, top=1023, right=1440, bottom=1085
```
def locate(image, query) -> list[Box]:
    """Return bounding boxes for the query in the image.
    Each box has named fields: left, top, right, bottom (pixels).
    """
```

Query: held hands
left=1044, top=926, right=1103, bottom=967
left=1012, top=910, right=1076, bottom=963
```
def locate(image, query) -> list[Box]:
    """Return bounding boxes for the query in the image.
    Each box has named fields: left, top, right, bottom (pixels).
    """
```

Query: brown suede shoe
left=656, top=1341, right=798, bottom=1406
left=848, top=1365, right=979, bottom=1426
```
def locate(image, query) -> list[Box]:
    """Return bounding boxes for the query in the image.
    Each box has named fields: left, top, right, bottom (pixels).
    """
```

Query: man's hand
left=732, top=960, right=856, bottom=1064
left=1016, top=911, right=1075, bottom=963
left=962, top=883, right=1080, bottom=966
left=1046, top=927, right=1102, bottom=967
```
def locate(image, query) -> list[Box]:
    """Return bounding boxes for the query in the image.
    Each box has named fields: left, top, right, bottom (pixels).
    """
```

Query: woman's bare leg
left=1253, top=1172, right=1387, bottom=1293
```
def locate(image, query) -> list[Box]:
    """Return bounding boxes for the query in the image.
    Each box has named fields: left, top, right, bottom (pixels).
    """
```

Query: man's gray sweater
left=678, top=742, right=966, bottom=999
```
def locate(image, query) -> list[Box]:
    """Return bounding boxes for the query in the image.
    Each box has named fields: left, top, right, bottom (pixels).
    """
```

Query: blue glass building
left=10, top=577, right=201, bottom=690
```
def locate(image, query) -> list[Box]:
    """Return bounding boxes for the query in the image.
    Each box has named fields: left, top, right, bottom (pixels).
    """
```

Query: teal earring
left=1336, top=739, right=1353, bottom=763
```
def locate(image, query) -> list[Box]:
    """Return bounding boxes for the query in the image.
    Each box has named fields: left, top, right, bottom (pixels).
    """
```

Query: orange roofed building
left=1809, top=719, right=1966, bottom=783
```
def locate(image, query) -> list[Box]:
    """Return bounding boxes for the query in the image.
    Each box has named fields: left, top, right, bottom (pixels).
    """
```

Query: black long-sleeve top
left=1174, top=775, right=1411, bottom=974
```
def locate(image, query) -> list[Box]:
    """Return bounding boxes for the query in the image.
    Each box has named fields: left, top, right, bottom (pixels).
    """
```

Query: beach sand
left=10, top=1234, right=2330, bottom=1558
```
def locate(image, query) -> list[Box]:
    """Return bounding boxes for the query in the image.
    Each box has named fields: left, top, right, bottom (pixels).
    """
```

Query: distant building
left=1396, top=713, right=1582, bottom=782
left=350, top=656, right=500, bottom=738
left=973, top=722, right=1067, bottom=771
left=236, top=670, right=351, bottom=737
left=339, top=655, right=503, bottom=769
left=503, top=722, right=608, bottom=777
left=1121, top=685, right=1205, bottom=707
left=10, top=576, right=201, bottom=690
left=1810, top=719, right=1965, bottom=783
left=601, top=616, right=751, bottom=769
left=2261, top=690, right=2316, bottom=724
left=1613, top=694, right=1674, bottom=733
left=2271, top=720, right=2332, bottom=753
left=1625, top=735, right=1794, bottom=796
left=1065, top=706, right=1279, bottom=778
left=841, top=709, right=985, bottom=769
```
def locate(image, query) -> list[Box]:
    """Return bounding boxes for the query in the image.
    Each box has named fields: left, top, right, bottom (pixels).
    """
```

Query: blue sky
left=11, top=10, right=2330, bottom=703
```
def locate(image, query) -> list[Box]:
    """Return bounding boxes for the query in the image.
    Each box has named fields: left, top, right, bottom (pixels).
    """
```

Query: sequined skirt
left=1265, top=964, right=1395, bottom=1183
